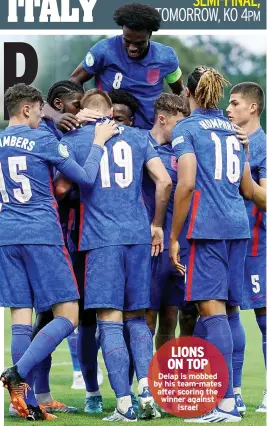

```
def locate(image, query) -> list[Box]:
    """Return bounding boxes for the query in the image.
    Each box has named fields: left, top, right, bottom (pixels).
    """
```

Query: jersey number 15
left=0, top=156, right=32, bottom=208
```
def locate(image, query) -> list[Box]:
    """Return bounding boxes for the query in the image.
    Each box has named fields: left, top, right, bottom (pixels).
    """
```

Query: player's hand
left=93, top=119, right=119, bottom=147
left=56, top=113, right=80, bottom=132
left=169, top=239, right=185, bottom=275
left=233, top=124, right=249, bottom=156
left=151, top=225, right=164, bottom=257
left=76, top=108, right=104, bottom=124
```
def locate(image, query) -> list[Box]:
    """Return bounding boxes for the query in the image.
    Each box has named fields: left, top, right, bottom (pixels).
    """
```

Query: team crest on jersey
left=85, top=52, right=95, bottom=67
left=171, top=156, right=178, bottom=170
left=58, top=144, right=69, bottom=158
left=146, top=68, right=160, bottom=84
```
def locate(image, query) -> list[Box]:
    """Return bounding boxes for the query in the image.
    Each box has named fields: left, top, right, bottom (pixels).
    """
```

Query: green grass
left=3, top=309, right=267, bottom=425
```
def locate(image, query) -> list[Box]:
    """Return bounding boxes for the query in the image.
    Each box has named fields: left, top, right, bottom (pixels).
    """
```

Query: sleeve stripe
left=165, top=67, right=182, bottom=84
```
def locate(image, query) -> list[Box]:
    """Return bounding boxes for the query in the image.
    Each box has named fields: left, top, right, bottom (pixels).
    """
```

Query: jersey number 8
left=100, top=140, right=133, bottom=189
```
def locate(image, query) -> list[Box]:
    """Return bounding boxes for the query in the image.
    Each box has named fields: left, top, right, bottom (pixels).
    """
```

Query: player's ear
left=130, top=117, right=134, bottom=127
left=109, top=107, right=113, bottom=118
left=158, top=113, right=166, bottom=126
left=53, top=97, right=64, bottom=112
left=22, top=104, right=31, bottom=118
left=249, top=102, right=258, bottom=115
left=185, top=87, right=191, bottom=98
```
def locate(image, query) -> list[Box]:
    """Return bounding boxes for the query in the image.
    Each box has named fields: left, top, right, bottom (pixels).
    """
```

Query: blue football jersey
left=172, top=109, right=250, bottom=240
left=82, top=36, right=180, bottom=130
left=39, top=118, right=63, bottom=141
left=61, top=122, right=158, bottom=250
left=0, top=125, right=104, bottom=246
left=244, top=127, right=266, bottom=256
left=142, top=133, right=189, bottom=249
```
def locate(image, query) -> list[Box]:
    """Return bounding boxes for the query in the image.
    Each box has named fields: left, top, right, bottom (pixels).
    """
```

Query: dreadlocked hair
left=46, top=80, right=84, bottom=107
left=187, top=66, right=230, bottom=109
left=113, top=3, right=161, bottom=32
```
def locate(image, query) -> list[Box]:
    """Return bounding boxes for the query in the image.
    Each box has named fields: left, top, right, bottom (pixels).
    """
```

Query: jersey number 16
left=211, top=132, right=241, bottom=183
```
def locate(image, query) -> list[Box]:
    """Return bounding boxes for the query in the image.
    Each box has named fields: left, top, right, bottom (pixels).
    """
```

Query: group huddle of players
left=0, top=2, right=266, bottom=424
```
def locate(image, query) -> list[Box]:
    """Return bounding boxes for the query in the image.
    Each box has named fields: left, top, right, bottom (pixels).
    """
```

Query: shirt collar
left=191, top=108, right=224, bottom=118
left=249, top=127, right=263, bottom=142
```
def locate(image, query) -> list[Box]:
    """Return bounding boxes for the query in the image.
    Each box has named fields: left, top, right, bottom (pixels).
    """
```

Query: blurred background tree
left=0, top=35, right=266, bottom=130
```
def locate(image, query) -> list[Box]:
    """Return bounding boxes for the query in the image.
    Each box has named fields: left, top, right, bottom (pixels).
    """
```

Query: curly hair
left=47, top=80, right=84, bottom=107
left=113, top=3, right=161, bottom=32
left=5, top=83, right=44, bottom=117
left=109, top=89, right=140, bottom=116
left=187, top=66, right=230, bottom=109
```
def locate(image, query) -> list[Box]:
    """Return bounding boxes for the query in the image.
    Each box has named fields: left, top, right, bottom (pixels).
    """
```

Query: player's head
left=109, top=89, right=140, bottom=126
left=5, top=83, right=44, bottom=128
left=47, top=80, right=84, bottom=115
left=226, top=82, right=265, bottom=126
left=81, top=89, right=113, bottom=117
left=154, top=93, right=190, bottom=142
left=113, top=3, right=161, bottom=59
left=186, top=66, right=229, bottom=110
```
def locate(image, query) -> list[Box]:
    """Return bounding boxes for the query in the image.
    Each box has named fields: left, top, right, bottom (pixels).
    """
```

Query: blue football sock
left=77, top=324, right=99, bottom=392
left=193, top=317, right=206, bottom=339
left=124, top=317, right=153, bottom=382
left=256, top=314, right=266, bottom=368
left=16, top=316, right=74, bottom=379
left=67, top=330, right=81, bottom=372
left=98, top=320, right=130, bottom=398
left=33, top=355, right=51, bottom=395
left=228, top=311, right=245, bottom=388
left=11, top=325, right=38, bottom=407
left=123, top=323, right=135, bottom=387
left=201, top=315, right=234, bottom=398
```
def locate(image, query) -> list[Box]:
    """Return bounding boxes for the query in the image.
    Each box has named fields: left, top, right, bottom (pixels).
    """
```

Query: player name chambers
left=156, top=1, right=261, bottom=23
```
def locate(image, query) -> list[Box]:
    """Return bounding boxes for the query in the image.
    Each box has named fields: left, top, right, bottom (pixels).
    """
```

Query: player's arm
left=146, top=157, right=172, bottom=255
left=70, top=64, right=94, bottom=85
left=170, top=153, right=197, bottom=273
left=53, top=121, right=119, bottom=195
left=70, top=40, right=105, bottom=86
left=239, top=162, right=255, bottom=201
left=168, top=76, right=184, bottom=96
left=165, top=49, right=184, bottom=95
left=42, top=104, right=80, bottom=132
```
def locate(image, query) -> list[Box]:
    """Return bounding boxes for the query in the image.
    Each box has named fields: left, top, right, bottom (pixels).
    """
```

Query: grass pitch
left=3, top=309, right=267, bottom=425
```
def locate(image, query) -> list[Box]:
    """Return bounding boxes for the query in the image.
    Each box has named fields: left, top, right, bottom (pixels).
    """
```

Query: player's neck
left=150, top=125, right=166, bottom=145
left=241, top=117, right=261, bottom=136
left=8, top=116, right=30, bottom=127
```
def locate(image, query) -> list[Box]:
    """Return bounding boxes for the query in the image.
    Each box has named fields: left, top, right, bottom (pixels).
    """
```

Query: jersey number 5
left=0, top=156, right=32, bottom=208
left=100, top=141, right=133, bottom=189
left=211, top=132, right=241, bottom=183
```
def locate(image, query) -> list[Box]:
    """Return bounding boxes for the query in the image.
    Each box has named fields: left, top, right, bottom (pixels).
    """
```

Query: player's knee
left=80, top=308, right=97, bottom=327
left=32, top=310, right=54, bottom=338
left=145, top=309, right=157, bottom=331
left=52, top=301, right=79, bottom=328
left=158, top=307, right=178, bottom=334
left=10, top=308, right=33, bottom=326
left=226, top=305, right=239, bottom=316
left=179, top=309, right=198, bottom=336
left=198, top=300, right=226, bottom=317
left=97, top=308, right=123, bottom=322
left=255, top=307, right=266, bottom=316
